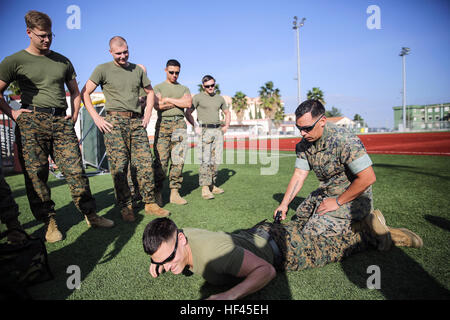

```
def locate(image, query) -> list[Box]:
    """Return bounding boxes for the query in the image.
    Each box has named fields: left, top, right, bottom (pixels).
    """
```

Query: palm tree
left=258, top=81, right=282, bottom=120
left=273, top=104, right=285, bottom=128
left=6, top=81, right=21, bottom=97
left=197, top=83, right=221, bottom=95
left=231, top=91, right=248, bottom=123
left=353, top=113, right=367, bottom=127
left=306, top=87, right=325, bottom=104
left=325, top=106, right=343, bottom=117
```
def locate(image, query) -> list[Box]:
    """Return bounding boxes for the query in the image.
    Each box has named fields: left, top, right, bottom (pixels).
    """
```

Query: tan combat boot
left=121, top=204, right=135, bottom=222
left=145, top=203, right=170, bottom=217
left=363, top=209, right=392, bottom=251
left=211, top=185, right=224, bottom=195
left=389, top=227, right=423, bottom=248
left=85, top=213, right=114, bottom=228
left=202, top=186, right=215, bottom=200
left=45, top=216, right=63, bottom=243
left=170, top=189, right=187, bottom=205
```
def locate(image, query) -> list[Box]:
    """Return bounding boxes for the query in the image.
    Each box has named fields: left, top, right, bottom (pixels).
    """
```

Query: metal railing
left=0, top=112, right=15, bottom=167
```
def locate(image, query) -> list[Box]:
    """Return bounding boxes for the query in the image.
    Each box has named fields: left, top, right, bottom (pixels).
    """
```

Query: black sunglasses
left=204, top=84, right=215, bottom=89
left=151, top=230, right=180, bottom=266
left=168, top=71, right=180, bottom=75
left=296, top=114, right=324, bottom=133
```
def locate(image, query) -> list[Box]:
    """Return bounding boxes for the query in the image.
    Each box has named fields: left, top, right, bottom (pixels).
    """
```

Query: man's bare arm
left=274, top=168, right=309, bottom=220
left=142, top=85, right=155, bottom=128
left=185, top=106, right=197, bottom=128
left=65, top=78, right=81, bottom=122
left=0, top=80, right=31, bottom=121
left=161, top=93, right=192, bottom=109
left=206, top=249, right=276, bottom=300
left=154, top=93, right=173, bottom=111
left=81, top=80, right=113, bottom=133
left=222, top=109, right=231, bottom=133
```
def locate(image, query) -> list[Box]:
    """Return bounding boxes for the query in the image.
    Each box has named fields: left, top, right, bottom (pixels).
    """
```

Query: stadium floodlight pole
left=399, top=47, right=410, bottom=131
left=293, top=16, right=306, bottom=105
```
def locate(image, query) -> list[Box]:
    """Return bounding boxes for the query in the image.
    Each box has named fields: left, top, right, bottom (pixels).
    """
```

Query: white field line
left=367, top=151, right=450, bottom=156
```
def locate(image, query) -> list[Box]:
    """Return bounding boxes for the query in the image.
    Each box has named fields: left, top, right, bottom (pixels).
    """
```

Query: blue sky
left=1, top=0, right=449, bottom=128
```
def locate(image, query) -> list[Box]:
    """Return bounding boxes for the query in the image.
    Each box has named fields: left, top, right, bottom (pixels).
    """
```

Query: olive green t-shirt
left=139, top=87, right=147, bottom=98
left=192, top=92, right=229, bottom=125
left=153, top=81, right=190, bottom=117
left=0, top=50, right=76, bottom=109
left=184, top=227, right=274, bottom=285
left=89, top=61, right=151, bottom=113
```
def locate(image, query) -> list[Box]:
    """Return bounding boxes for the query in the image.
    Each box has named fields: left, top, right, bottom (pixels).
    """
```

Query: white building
left=326, top=116, right=355, bottom=128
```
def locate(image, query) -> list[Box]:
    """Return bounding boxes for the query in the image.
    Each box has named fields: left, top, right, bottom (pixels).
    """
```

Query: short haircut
left=166, top=59, right=181, bottom=68
left=25, top=10, right=52, bottom=30
left=295, top=99, right=325, bottom=119
left=142, top=218, right=178, bottom=255
left=109, top=36, right=127, bottom=48
left=202, top=75, right=215, bottom=84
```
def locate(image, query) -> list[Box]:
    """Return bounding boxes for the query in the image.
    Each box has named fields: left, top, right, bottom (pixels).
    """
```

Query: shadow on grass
left=215, top=168, right=237, bottom=188
left=27, top=188, right=141, bottom=299
left=9, top=176, right=70, bottom=200
left=424, top=215, right=450, bottom=232
left=199, top=272, right=292, bottom=300
left=177, top=168, right=236, bottom=199
left=372, top=163, right=450, bottom=181
left=341, top=247, right=450, bottom=299
left=21, top=187, right=116, bottom=234
left=272, top=194, right=305, bottom=213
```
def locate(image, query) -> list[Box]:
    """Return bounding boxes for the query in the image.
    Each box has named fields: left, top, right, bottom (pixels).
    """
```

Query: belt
left=21, top=105, right=66, bottom=116
left=201, top=124, right=221, bottom=128
left=160, top=115, right=185, bottom=121
left=107, top=111, right=142, bottom=118
left=247, top=225, right=282, bottom=268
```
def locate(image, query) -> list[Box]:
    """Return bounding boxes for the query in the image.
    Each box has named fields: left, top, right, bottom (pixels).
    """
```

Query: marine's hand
left=160, top=99, right=175, bottom=110
left=142, top=111, right=151, bottom=128
left=11, top=108, right=31, bottom=121
left=141, top=117, right=149, bottom=128
left=274, top=204, right=288, bottom=221
left=65, top=113, right=78, bottom=123
left=206, top=292, right=233, bottom=300
left=317, top=197, right=339, bottom=216
left=221, top=125, right=229, bottom=134
left=94, top=115, right=113, bottom=133
left=149, top=263, right=164, bottom=278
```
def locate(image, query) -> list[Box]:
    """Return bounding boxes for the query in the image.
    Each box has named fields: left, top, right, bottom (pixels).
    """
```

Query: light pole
left=293, top=16, right=306, bottom=105
left=399, top=47, right=410, bottom=131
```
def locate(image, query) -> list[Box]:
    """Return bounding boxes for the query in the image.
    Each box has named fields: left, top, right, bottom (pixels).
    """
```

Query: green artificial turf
left=3, top=150, right=450, bottom=300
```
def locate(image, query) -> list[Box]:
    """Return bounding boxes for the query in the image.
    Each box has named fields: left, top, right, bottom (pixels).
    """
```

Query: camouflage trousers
left=199, top=127, right=223, bottom=186
left=291, top=187, right=373, bottom=237
left=127, top=162, right=142, bottom=202
left=249, top=219, right=375, bottom=272
left=104, top=114, right=156, bottom=207
left=153, top=117, right=187, bottom=190
left=15, top=111, right=96, bottom=220
left=0, top=162, right=19, bottom=224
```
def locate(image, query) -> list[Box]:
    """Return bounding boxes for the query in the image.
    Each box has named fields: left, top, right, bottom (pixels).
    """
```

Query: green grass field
left=3, top=150, right=450, bottom=300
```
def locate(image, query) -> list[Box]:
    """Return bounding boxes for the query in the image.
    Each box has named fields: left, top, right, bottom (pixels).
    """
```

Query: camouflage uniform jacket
left=293, top=122, right=374, bottom=235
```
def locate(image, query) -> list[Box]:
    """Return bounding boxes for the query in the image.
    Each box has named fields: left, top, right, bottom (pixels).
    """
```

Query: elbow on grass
left=266, top=264, right=277, bottom=282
